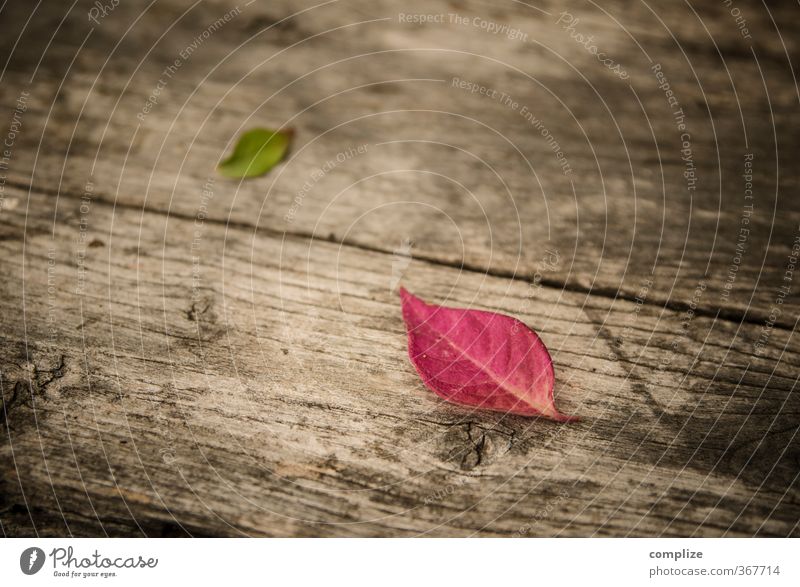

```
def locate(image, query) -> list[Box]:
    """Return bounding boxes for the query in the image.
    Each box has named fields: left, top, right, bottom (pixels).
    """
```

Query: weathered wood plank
left=1, top=186, right=798, bottom=536
left=1, top=0, right=799, bottom=323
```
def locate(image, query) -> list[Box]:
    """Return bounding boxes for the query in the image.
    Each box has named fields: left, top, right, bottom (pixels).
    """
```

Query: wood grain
left=1, top=0, right=799, bottom=321
left=1, top=0, right=799, bottom=537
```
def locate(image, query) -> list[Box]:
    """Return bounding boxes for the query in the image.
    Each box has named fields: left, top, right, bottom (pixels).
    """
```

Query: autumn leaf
left=217, top=127, right=293, bottom=178
left=399, top=288, right=577, bottom=421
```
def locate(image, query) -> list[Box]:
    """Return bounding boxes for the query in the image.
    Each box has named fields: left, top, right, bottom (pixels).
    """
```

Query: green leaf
left=217, top=128, right=293, bottom=178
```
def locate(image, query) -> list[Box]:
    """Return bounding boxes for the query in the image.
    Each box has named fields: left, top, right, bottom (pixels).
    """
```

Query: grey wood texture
left=1, top=0, right=798, bottom=536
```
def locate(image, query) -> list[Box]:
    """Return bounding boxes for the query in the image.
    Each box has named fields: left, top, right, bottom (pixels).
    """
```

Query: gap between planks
left=7, top=177, right=795, bottom=332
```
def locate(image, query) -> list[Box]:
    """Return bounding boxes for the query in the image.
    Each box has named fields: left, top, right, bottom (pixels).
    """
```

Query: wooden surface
left=1, top=0, right=798, bottom=536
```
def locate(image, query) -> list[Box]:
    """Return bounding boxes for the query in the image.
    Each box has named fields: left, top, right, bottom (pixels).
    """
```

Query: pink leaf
left=399, top=288, right=577, bottom=421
